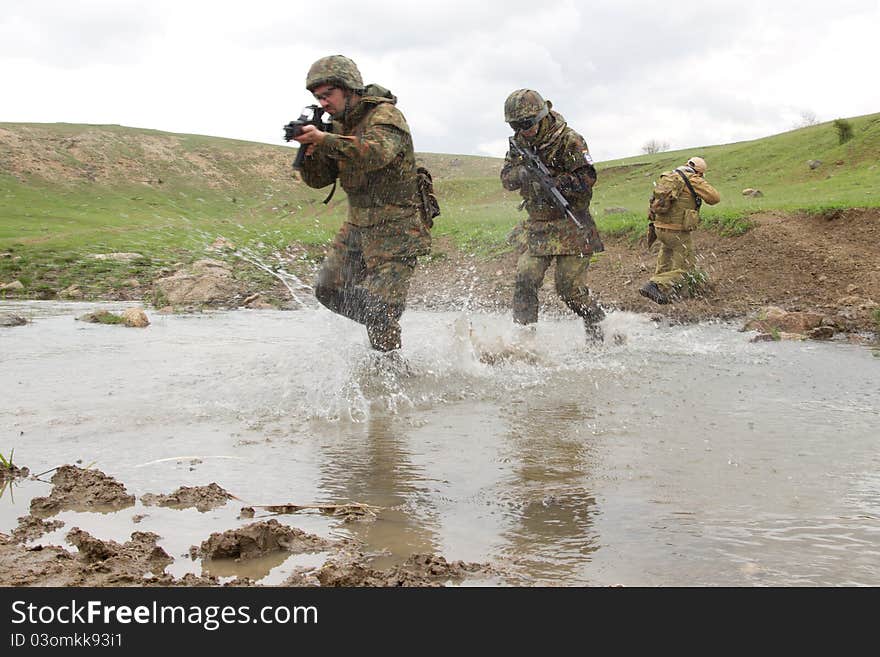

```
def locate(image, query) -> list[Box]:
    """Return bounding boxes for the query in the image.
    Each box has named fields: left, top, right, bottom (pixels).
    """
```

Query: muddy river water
left=1, top=300, right=878, bottom=586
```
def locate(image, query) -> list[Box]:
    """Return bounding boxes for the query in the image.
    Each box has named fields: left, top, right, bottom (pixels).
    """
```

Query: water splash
left=232, top=246, right=313, bottom=308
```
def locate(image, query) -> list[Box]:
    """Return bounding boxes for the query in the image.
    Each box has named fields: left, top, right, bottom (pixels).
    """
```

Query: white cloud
left=2, top=0, right=878, bottom=161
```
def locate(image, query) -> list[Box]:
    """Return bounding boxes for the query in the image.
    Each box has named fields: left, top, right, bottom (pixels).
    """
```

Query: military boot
left=639, top=281, right=670, bottom=305
left=580, top=301, right=605, bottom=344
left=367, top=322, right=402, bottom=352
left=584, top=318, right=604, bottom=344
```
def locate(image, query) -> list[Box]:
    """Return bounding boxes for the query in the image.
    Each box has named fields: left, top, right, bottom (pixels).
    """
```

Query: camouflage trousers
left=649, top=227, right=697, bottom=292
left=513, top=252, right=602, bottom=326
left=314, top=221, right=420, bottom=352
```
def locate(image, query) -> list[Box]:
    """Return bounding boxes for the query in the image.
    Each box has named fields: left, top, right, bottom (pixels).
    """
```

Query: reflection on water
left=316, top=412, right=441, bottom=566
left=497, top=400, right=600, bottom=584
left=1, top=300, right=879, bottom=586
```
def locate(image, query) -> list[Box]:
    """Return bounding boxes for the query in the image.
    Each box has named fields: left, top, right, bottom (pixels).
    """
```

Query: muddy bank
left=1, top=465, right=497, bottom=587
left=409, top=208, right=880, bottom=339
left=3, top=209, right=875, bottom=340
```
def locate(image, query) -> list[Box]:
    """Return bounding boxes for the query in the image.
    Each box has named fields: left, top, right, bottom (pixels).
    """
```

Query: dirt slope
left=409, top=208, right=880, bottom=335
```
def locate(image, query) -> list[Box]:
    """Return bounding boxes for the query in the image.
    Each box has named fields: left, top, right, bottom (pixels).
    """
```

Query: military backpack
left=416, top=166, right=440, bottom=229
left=648, top=169, right=702, bottom=229
left=649, top=170, right=691, bottom=214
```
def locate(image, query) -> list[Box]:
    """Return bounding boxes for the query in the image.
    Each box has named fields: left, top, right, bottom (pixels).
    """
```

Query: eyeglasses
left=313, top=86, right=338, bottom=102
left=509, top=116, right=540, bottom=132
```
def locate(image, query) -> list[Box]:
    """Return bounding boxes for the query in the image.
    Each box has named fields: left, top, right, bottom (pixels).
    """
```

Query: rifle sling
left=674, top=169, right=702, bottom=209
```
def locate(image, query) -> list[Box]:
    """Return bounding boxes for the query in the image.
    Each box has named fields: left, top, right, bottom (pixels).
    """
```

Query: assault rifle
left=508, top=137, right=604, bottom=253
left=283, top=105, right=332, bottom=170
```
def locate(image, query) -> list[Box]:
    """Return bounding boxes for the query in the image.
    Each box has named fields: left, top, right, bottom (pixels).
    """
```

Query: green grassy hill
left=1, top=113, right=878, bottom=299
left=592, top=112, right=880, bottom=237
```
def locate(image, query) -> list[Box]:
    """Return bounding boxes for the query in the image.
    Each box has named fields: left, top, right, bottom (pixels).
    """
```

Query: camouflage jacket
left=300, top=85, right=423, bottom=231
left=501, top=110, right=599, bottom=256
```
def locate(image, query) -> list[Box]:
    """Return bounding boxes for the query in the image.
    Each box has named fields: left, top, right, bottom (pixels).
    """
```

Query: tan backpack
left=649, top=169, right=701, bottom=217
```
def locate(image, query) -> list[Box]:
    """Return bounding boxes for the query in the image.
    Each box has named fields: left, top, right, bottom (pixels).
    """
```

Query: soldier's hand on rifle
left=514, top=165, right=531, bottom=186
left=293, top=125, right=327, bottom=156
left=294, top=125, right=326, bottom=145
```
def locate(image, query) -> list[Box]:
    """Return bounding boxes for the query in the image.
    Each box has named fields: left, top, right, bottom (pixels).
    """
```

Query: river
left=1, top=300, right=878, bottom=586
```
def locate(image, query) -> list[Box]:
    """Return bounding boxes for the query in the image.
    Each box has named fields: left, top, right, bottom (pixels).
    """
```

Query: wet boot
left=365, top=302, right=405, bottom=352
left=366, top=322, right=402, bottom=352
left=639, top=281, right=670, bottom=305
left=581, top=303, right=605, bottom=344
left=584, top=318, right=604, bottom=344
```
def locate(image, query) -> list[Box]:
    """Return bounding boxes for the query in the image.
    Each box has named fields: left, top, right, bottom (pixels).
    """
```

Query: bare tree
left=641, top=139, right=670, bottom=155
left=796, top=110, right=820, bottom=127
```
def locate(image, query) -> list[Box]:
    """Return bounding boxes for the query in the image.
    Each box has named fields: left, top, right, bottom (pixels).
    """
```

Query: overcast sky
left=2, top=0, right=878, bottom=162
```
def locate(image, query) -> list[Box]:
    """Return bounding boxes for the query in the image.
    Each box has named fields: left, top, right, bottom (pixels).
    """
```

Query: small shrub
left=683, top=270, right=710, bottom=296
left=833, top=118, right=854, bottom=144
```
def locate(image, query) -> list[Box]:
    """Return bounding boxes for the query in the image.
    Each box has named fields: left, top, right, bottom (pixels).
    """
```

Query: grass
left=78, top=310, right=126, bottom=325
left=0, top=449, right=15, bottom=470
left=1, top=112, right=879, bottom=297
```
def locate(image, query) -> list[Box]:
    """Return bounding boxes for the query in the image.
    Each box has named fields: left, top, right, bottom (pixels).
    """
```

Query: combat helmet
left=687, top=156, right=707, bottom=174
left=504, top=89, right=549, bottom=129
left=306, top=55, right=364, bottom=92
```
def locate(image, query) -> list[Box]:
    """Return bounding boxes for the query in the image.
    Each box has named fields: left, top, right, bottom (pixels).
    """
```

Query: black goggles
left=509, top=116, right=541, bottom=132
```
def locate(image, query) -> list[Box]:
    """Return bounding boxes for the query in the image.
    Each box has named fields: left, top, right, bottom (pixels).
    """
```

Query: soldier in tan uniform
left=640, top=156, right=720, bottom=304
left=500, top=89, right=606, bottom=343
left=293, top=55, right=431, bottom=351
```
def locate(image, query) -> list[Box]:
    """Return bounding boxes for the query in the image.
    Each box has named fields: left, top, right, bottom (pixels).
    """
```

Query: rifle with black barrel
left=508, top=137, right=604, bottom=253
left=283, top=105, right=332, bottom=170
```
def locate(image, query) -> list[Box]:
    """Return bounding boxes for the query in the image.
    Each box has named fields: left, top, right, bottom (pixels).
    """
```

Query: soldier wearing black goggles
left=508, top=105, right=549, bottom=133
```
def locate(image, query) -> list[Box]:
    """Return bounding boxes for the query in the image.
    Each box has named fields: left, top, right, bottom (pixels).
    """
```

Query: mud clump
left=0, top=528, right=192, bottom=587
left=11, top=515, right=65, bottom=543
left=29, top=465, right=135, bottom=517
left=313, top=553, right=494, bottom=587
left=0, top=463, right=29, bottom=481
left=191, top=519, right=336, bottom=561
left=67, top=528, right=172, bottom=577
left=141, top=483, right=234, bottom=512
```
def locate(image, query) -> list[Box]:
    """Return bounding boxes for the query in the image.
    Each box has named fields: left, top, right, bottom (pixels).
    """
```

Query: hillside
left=1, top=116, right=879, bottom=337
left=591, top=112, right=880, bottom=236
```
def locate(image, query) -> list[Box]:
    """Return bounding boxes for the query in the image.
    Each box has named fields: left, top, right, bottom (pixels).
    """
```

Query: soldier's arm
left=321, top=122, right=407, bottom=172
left=500, top=151, right=526, bottom=191
left=299, top=148, right=339, bottom=189
left=555, top=133, right=597, bottom=200
left=556, top=165, right=597, bottom=195
left=691, top=177, right=721, bottom=205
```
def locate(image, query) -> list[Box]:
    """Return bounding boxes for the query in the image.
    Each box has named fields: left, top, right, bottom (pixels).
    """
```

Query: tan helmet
left=504, top=89, right=549, bottom=124
left=306, top=55, right=364, bottom=92
left=687, top=156, right=707, bottom=174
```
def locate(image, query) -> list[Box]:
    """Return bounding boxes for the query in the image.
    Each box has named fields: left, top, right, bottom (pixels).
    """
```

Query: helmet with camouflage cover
left=504, top=89, right=549, bottom=123
left=306, top=55, right=364, bottom=92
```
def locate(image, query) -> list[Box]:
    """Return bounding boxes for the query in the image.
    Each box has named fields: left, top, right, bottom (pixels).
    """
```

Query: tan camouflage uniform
left=300, top=84, right=430, bottom=352
left=649, top=168, right=720, bottom=295
left=501, top=106, right=604, bottom=331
